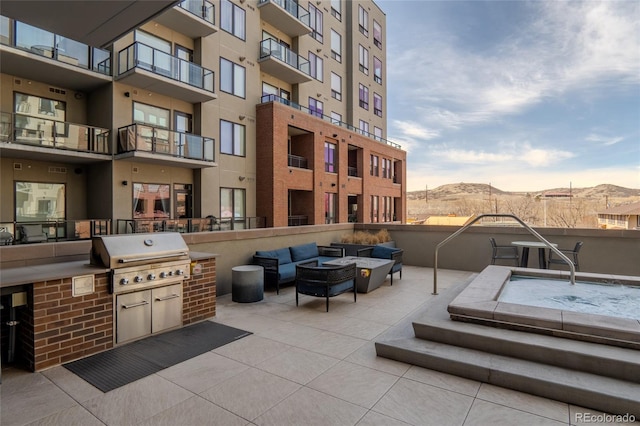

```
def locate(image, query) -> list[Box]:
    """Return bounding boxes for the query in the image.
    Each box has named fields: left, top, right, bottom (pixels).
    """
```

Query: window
left=331, top=30, right=341, bottom=62
left=309, top=52, right=323, bottom=81
left=325, top=193, right=336, bottom=224
left=370, top=154, right=378, bottom=176
left=374, top=93, right=382, bottom=116
left=309, top=97, right=323, bottom=118
left=309, top=4, right=323, bottom=43
left=383, top=196, right=392, bottom=222
left=262, top=82, right=278, bottom=98
left=358, top=6, right=369, bottom=37
left=359, top=120, right=369, bottom=136
left=14, top=93, right=66, bottom=145
left=370, top=195, right=378, bottom=223
left=135, top=30, right=171, bottom=75
left=331, top=72, right=342, bottom=100
left=374, top=57, right=382, bottom=84
left=374, top=126, right=383, bottom=141
left=331, top=0, right=341, bottom=20
left=133, top=102, right=170, bottom=127
left=382, top=158, right=391, bottom=178
left=373, top=20, right=382, bottom=48
left=221, top=0, right=245, bottom=39
left=220, top=119, right=245, bottom=156
left=359, top=45, right=369, bottom=74
left=331, top=111, right=342, bottom=125
left=15, top=182, right=65, bottom=222
left=325, top=142, right=337, bottom=172
left=359, top=84, right=369, bottom=110
left=133, top=183, right=170, bottom=219
left=220, top=188, right=246, bottom=226
left=220, top=58, right=246, bottom=97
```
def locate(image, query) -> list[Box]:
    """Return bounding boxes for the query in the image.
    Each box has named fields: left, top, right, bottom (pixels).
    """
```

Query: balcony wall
left=3, top=223, right=637, bottom=297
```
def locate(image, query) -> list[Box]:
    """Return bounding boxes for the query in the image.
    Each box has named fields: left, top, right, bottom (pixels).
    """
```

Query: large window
left=359, top=45, right=369, bottom=75
left=383, top=196, right=392, bottom=222
left=331, top=111, right=342, bottom=125
left=309, top=52, right=323, bottom=81
left=325, top=193, right=336, bottom=224
left=331, top=72, right=342, bottom=101
left=358, top=6, right=369, bottom=37
left=325, top=142, right=337, bottom=172
left=374, top=93, right=382, bottom=117
left=370, top=154, right=379, bottom=176
left=220, top=119, right=245, bottom=156
left=133, top=183, right=170, bottom=219
left=331, top=0, right=341, bottom=20
left=133, top=102, right=170, bottom=127
left=359, top=119, right=369, bottom=136
left=309, top=4, right=323, bottom=43
left=359, top=84, right=369, bottom=110
left=331, top=30, right=341, bottom=62
left=370, top=195, right=378, bottom=223
left=15, top=182, right=65, bottom=222
left=309, top=97, right=323, bottom=118
left=374, top=57, right=382, bottom=84
left=220, top=57, right=246, bottom=97
left=221, top=188, right=245, bottom=222
left=382, top=158, right=391, bottom=179
left=221, top=0, right=246, bottom=39
left=373, top=20, right=382, bottom=48
left=374, top=126, right=383, bottom=141
left=13, top=93, right=66, bottom=145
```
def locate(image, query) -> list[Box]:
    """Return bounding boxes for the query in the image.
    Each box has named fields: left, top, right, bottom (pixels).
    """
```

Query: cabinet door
left=152, top=284, right=182, bottom=333
left=116, top=290, right=151, bottom=343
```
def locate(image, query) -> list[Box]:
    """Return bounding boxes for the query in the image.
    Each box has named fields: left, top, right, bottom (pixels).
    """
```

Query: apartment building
left=0, top=0, right=406, bottom=242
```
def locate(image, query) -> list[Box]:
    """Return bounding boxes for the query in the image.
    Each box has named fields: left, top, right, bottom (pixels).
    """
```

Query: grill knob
left=160, top=272, right=168, bottom=278
left=148, top=273, right=156, bottom=281
left=134, top=275, right=144, bottom=283
left=120, top=278, right=129, bottom=285
left=176, top=269, right=184, bottom=276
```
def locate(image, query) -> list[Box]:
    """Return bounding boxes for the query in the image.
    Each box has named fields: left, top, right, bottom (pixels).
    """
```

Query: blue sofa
left=253, top=242, right=344, bottom=294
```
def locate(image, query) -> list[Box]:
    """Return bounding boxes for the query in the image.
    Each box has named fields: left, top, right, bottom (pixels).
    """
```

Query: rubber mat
left=63, top=321, right=251, bottom=392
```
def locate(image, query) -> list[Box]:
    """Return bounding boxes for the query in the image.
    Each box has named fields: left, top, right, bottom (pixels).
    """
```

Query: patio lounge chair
left=295, top=260, right=356, bottom=312
left=18, top=224, right=48, bottom=243
left=548, top=241, right=583, bottom=271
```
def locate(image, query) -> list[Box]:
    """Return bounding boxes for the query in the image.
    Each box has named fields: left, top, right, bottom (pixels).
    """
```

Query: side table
left=232, top=265, right=264, bottom=303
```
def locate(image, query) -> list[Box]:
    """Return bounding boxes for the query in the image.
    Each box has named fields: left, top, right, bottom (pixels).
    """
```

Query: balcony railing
left=118, top=123, right=215, bottom=162
left=259, top=39, right=310, bottom=76
left=258, top=0, right=311, bottom=27
left=1, top=16, right=111, bottom=75
left=1, top=111, right=111, bottom=154
left=288, top=215, right=308, bottom=226
left=179, top=0, right=215, bottom=24
left=117, top=42, right=214, bottom=93
left=261, top=95, right=402, bottom=149
left=116, top=217, right=266, bottom=234
left=348, top=166, right=359, bottom=177
left=288, top=154, right=308, bottom=169
left=1, top=219, right=111, bottom=244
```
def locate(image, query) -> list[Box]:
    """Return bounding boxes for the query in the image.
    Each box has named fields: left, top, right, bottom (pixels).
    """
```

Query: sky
left=379, top=0, right=640, bottom=192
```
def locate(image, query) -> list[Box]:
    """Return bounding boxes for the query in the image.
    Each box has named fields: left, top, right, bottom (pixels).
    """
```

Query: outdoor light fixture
left=124, top=92, right=130, bottom=97
left=122, top=180, right=128, bottom=186
left=239, top=176, right=246, bottom=181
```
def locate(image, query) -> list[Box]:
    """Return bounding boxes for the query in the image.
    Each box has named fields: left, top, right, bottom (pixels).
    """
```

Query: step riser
left=376, top=341, right=640, bottom=417
left=413, top=322, right=640, bottom=382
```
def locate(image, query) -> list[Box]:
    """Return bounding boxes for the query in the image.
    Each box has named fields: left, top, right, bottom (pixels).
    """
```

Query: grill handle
left=118, top=252, right=189, bottom=263
left=155, top=294, right=180, bottom=302
left=121, top=300, right=150, bottom=309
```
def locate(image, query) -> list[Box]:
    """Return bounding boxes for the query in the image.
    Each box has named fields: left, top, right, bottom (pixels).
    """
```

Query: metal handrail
left=433, top=214, right=576, bottom=294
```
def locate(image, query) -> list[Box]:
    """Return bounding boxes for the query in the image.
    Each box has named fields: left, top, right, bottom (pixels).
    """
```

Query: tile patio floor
left=1, top=266, right=633, bottom=425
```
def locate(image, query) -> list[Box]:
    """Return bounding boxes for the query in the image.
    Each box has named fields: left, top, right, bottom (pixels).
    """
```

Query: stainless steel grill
left=90, top=233, right=191, bottom=344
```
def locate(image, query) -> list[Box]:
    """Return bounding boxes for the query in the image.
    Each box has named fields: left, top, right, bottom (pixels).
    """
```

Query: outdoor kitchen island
left=0, top=233, right=217, bottom=373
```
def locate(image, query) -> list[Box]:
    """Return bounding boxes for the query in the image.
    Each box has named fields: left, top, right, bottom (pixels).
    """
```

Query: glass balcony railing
left=1, top=16, right=111, bottom=75
left=118, top=42, right=214, bottom=93
left=179, top=0, right=215, bottom=24
left=288, top=154, right=308, bottom=169
left=259, top=39, right=310, bottom=76
left=1, top=111, right=110, bottom=154
left=258, top=0, right=311, bottom=27
left=117, top=123, right=215, bottom=162
left=260, top=95, right=402, bottom=149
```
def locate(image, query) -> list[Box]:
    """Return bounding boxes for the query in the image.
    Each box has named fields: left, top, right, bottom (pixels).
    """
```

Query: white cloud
left=585, top=134, right=625, bottom=146
left=429, top=143, right=575, bottom=168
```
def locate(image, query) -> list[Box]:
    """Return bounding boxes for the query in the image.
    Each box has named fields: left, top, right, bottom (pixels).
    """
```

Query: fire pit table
left=323, top=256, right=394, bottom=293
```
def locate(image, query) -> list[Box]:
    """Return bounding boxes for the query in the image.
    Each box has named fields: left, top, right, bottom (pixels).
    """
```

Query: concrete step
left=412, top=318, right=640, bottom=382
left=376, top=337, right=640, bottom=417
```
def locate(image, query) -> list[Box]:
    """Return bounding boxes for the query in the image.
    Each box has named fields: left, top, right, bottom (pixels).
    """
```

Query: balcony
left=258, top=39, right=312, bottom=84
left=154, top=0, right=217, bottom=39
left=117, top=123, right=215, bottom=168
left=0, top=111, right=111, bottom=164
left=258, top=0, right=312, bottom=38
left=116, top=42, right=216, bottom=103
left=0, top=16, right=112, bottom=91
left=288, top=154, right=308, bottom=169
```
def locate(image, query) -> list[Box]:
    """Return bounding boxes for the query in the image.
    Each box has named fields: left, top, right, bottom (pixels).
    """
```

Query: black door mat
left=63, top=321, right=251, bottom=393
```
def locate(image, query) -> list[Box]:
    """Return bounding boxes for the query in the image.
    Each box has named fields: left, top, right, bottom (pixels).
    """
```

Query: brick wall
left=183, top=257, right=216, bottom=324
left=31, top=272, right=113, bottom=371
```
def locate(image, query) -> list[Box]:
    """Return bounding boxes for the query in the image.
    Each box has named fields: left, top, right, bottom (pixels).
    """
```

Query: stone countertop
left=0, top=252, right=218, bottom=289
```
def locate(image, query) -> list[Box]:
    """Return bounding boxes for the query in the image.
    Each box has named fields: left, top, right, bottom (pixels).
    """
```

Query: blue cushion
left=256, top=247, right=292, bottom=264
left=290, top=242, right=319, bottom=262
left=278, top=262, right=297, bottom=282
left=371, top=245, right=398, bottom=259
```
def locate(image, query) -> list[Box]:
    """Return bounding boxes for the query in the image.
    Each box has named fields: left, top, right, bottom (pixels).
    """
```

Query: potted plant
left=331, top=229, right=395, bottom=256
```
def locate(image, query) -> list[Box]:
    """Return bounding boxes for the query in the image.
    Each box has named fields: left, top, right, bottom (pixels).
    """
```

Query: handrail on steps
left=432, top=213, right=576, bottom=295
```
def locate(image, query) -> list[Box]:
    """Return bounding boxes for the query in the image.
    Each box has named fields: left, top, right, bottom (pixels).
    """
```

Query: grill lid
left=90, top=233, right=190, bottom=269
